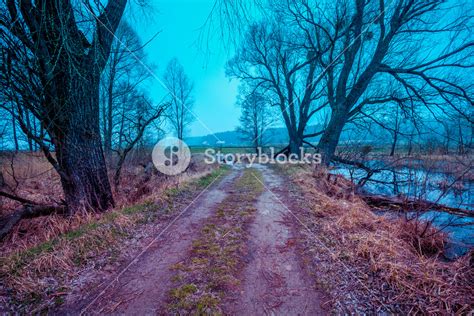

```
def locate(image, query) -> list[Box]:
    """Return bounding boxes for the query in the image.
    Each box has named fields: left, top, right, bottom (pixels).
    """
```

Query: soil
left=60, top=170, right=239, bottom=314
left=225, top=165, right=327, bottom=315
left=61, top=164, right=328, bottom=315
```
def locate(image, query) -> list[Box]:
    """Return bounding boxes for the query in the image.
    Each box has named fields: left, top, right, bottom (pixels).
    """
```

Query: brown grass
left=0, top=152, right=61, bottom=215
left=0, top=152, right=216, bottom=252
left=0, top=152, right=224, bottom=312
left=277, top=164, right=473, bottom=314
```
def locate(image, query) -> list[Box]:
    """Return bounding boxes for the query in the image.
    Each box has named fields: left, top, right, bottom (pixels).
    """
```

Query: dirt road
left=227, top=165, right=326, bottom=314
left=62, top=164, right=327, bottom=315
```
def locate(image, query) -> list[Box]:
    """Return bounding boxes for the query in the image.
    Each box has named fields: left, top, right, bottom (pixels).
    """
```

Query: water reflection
left=332, top=164, right=473, bottom=259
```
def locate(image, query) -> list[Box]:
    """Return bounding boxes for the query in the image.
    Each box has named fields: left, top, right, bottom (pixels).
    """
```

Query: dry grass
left=0, top=152, right=216, bottom=252
left=277, top=164, right=473, bottom=314
left=0, top=152, right=224, bottom=312
left=0, top=152, right=61, bottom=215
left=382, top=154, right=474, bottom=181
left=0, top=201, right=160, bottom=311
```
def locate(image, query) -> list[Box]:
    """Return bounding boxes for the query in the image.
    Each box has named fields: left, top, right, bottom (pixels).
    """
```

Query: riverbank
left=331, top=155, right=473, bottom=258
left=275, top=164, right=473, bottom=313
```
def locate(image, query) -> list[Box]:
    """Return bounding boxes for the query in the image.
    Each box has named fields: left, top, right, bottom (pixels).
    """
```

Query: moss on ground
left=167, top=167, right=264, bottom=314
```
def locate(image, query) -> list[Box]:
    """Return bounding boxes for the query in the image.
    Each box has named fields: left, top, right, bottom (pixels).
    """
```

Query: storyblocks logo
left=203, top=147, right=322, bottom=167
left=152, top=138, right=322, bottom=175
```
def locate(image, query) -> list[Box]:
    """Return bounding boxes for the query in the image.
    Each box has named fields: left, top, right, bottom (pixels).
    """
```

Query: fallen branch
left=332, top=156, right=380, bottom=186
left=363, top=194, right=473, bottom=217
left=0, top=191, right=67, bottom=240
left=332, top=156, right=375, bottom=173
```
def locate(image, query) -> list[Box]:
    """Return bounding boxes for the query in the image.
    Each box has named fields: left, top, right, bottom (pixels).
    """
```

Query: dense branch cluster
left=225, top=0, right=474, bottom=162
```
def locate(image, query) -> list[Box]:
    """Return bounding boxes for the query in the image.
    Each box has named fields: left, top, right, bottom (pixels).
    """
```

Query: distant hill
left=184, top=122, right=407, bottom=148
left=184, top=127, right=286, bottom=147
left=184, top=125, right=325, bottom=147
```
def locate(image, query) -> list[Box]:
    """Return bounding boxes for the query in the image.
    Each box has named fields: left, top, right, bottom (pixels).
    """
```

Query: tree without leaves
left=100, top=21, right=152, bottom=154
left=215, top=0, right=474, bottom=163
left=227, top=21, right=327, bottom=155
left=236, top=85, right=276, bottom=153
left=163, top=58, right=195, bottom=140
left=0, top=0, right=128, bottom=214
left=112, top=93, right=166, bottom=188
left=283, top=0, right=474, bottom=163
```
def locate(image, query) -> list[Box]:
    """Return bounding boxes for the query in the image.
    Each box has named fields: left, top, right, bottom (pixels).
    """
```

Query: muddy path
left=60, top=164, right=328, bottom=315
left=226, top=165, right=327, bottom=315
left=61, top=168, right=241, bottom=314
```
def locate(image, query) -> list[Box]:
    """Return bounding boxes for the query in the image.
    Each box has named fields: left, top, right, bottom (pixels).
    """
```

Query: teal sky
left=132, top=0, right=240, bottom=137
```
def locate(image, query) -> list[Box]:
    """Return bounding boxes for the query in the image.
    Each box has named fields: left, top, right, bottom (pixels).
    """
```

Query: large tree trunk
left=3, top=0, right=127, bottom=215
left=53, top=72, right=114, bottom=214
left=57, top=137, right=114, bottom=214
left=317, top=108, right=348, bottom=164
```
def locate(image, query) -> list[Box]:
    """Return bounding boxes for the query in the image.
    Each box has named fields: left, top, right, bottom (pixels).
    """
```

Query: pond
left=332, top=163, right=473, bottom=259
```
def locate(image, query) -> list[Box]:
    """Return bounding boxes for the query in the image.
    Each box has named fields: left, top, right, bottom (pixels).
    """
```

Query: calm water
left=332, top=165, right=473, bottom=259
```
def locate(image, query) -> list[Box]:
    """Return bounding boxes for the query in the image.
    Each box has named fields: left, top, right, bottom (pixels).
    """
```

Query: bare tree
left=450, top=110, right=472, bottom=155
left=236, top=85, right=276, bottom=153
left=100, top=21, right=151, bottom=154
left=112, top=93, right=166, bottom=188
left=0, top=0, right=128, bottom=214
left=284, top=0, right=474, bottom=163
left=163, top=58, right=195, bottom=140
left=227, top=21, right=327, bottom=155
left=217, top=0, right=474, bottom=163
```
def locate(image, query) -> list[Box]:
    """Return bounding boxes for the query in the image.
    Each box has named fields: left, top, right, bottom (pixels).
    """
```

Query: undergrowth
left=0, top=167, right=227, bottom=312
left=167, top=167, right=264, bottom=314
left=275, top=164, right=473, bottom=314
